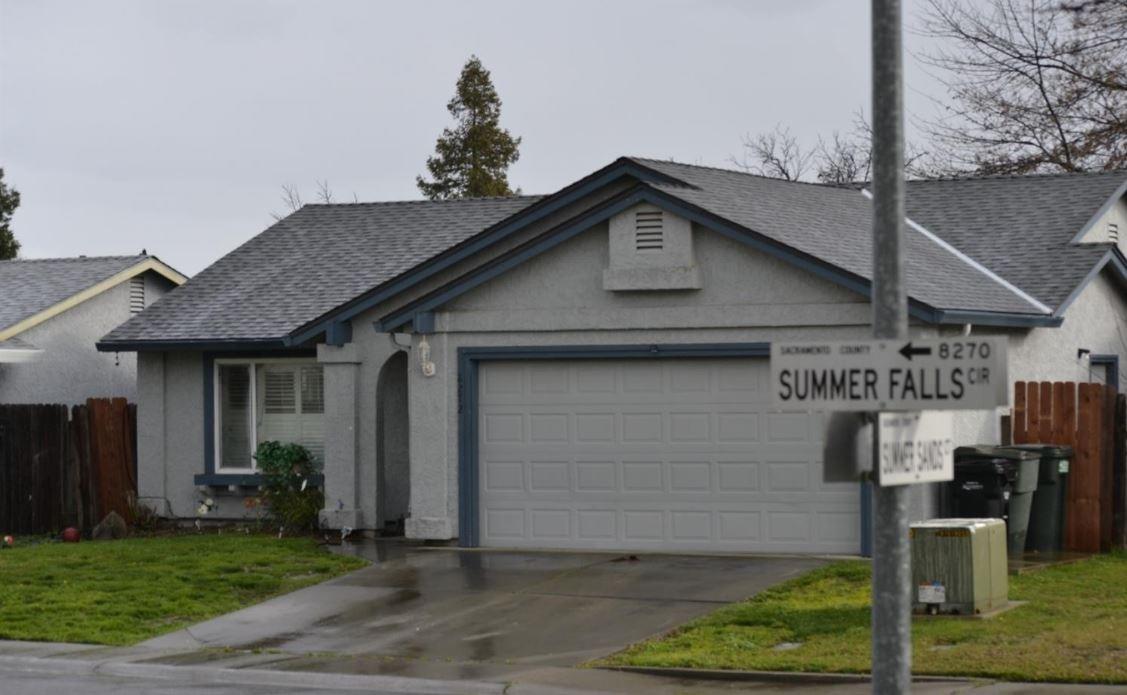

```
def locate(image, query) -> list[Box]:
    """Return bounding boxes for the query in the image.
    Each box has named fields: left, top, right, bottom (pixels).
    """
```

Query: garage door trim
left=457, top=342, right=772, bottom=547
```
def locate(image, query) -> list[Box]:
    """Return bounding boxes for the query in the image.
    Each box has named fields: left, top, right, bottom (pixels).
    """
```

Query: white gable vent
left=1109, top=222, right=1120, bottom=244
left=129, top=276, right=145, bottom=314
left=634, top=210, right=664, bottom=252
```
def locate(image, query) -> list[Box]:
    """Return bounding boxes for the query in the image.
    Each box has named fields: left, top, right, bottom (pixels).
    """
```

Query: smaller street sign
left=877, top=411, right=954, bottom=486
left=771, top=337, right=1008, bottom=411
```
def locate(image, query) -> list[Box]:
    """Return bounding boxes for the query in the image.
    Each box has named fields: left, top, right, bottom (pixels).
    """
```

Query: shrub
left=254, top=441, right=323, bottom=532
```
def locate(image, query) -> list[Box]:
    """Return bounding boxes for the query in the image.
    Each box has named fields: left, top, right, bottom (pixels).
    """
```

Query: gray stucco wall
left=355, top=218, right=943, bottom=540
left=0, top=271, right=174, bottom=404
left=948, top=268, right=1127, bottom=447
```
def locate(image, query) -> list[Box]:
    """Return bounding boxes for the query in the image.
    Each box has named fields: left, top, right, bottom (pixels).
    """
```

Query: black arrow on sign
left=899, top=342, right=932, bottom=360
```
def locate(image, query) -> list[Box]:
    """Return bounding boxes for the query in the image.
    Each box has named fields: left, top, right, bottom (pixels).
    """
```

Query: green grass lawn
left=0, top=534, right=366, bottom=646
left=601, top=553, right=1127, bottom=684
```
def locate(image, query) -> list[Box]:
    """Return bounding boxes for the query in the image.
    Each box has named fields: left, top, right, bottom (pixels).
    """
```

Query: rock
left=91, top=511, right=128, bottom=540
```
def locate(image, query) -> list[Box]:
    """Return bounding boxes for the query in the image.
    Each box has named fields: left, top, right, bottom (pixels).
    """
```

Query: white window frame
left=213, top=357, right=322, bottom=473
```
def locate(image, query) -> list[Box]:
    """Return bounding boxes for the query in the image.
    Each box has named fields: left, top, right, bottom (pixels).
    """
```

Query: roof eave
left=95, top=338, right=292, bottom=353
left=933, top=309, right=1064, bottom=328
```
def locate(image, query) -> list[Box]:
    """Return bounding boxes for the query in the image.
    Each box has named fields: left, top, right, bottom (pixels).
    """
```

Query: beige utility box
left=910, top=518, right=1008, bottom=615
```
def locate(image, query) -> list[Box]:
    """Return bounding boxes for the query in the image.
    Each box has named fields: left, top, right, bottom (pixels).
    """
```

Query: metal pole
left=871, top=0, right=911, bottom=693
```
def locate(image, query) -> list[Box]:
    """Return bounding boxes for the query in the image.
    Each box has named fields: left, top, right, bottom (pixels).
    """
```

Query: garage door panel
left=478, top=359, right=860, bottom=554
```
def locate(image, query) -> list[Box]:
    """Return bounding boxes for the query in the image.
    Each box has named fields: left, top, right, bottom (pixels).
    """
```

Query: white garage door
left=477, top=358, right=860, bottom=554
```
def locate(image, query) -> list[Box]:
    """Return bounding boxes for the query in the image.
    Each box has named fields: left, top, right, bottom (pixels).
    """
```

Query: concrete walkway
left=142, top=542, right=823, bottom=668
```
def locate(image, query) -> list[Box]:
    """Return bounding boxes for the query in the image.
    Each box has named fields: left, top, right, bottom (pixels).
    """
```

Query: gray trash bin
left=1003, top=444, right=1072, bottom=553
left=952, top=445, right=1040, bottom=556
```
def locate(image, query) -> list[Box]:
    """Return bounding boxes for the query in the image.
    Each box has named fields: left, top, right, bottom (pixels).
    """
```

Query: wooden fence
left=1011, top=381, right=1126, bottom=552
left=0, top=398, right=137, bottom=535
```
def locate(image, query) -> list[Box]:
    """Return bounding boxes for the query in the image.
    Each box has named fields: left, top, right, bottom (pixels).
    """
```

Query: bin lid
left=999, top=443, right=1073, bottom=457
left=955, top=445, right=1040, bottom=461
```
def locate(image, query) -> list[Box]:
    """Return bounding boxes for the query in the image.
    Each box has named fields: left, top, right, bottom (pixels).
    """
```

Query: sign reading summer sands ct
left=770, top=337, right=1008, bottom=411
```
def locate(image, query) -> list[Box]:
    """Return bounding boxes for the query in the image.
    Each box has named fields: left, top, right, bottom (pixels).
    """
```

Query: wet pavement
left=141, top=541, right=824, bottom=672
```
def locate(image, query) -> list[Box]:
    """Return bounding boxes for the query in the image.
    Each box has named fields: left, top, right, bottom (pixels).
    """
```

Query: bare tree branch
left=731, top=125, right=814, bottom=181
left=918, top=0, right=1127, bottom=174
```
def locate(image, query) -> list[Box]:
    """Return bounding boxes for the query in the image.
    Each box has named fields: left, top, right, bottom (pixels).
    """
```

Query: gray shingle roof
left=102, top=159, right=1125, bottom=347
left=629, top=158, right=1048, bottom=315
left=0, top=255, right=149, bottom=333
left=100, top=196, right=543, bottom=344
left=902, top=171, right=1126, bottom=310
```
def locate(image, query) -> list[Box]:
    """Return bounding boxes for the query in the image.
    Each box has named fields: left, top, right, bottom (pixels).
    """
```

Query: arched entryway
left=376, top=351, right=409, bottom=534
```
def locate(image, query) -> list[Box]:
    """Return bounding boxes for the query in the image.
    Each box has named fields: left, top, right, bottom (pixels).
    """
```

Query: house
left=0, top=254, right=185, bottom=404
left=97, top=159, right=1127, bottom=555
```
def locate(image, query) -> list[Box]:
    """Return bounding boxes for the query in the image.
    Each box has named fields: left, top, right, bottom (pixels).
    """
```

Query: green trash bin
left=1002, top=444, right=1072, bottom=553
left=953, top=445, right=1040, bottom=556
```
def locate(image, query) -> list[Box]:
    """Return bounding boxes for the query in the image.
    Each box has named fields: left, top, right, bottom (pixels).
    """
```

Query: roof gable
left=903, top=171, right=1127, bottom=311
left=0, top=255, right=185, bottom=340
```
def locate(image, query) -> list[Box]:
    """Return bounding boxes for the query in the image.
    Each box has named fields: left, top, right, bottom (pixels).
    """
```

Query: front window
left=215, top=359, right=325, bottom=472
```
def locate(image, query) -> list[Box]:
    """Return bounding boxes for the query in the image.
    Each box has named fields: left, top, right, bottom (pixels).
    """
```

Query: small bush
left=254, top=441, right=323, bottom=532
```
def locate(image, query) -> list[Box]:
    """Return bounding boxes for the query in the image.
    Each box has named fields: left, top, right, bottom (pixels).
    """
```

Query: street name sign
left=877, top=411, right=954, bottom=486
left=771, top=337, right=1007, bottom=411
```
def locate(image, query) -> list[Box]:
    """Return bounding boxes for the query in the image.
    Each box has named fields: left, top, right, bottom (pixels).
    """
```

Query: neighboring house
left=98, top=159, right=1127, bottom=556
left=0, top=254, right=185, bottom=404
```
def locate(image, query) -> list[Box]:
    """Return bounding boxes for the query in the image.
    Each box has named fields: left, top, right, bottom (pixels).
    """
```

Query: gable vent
left=1110, top=222, right=1120, bottom=244
left=634, top=210, right=664, bottom=252
left=129, top=276, right=145, bottom=314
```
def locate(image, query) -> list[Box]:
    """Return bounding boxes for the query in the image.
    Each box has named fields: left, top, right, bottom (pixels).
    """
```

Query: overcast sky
left=0, top=0, right=945, bottom=276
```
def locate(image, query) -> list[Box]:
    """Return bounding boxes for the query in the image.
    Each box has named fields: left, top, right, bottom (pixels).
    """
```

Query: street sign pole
left=871, top=0, right=911, bottom=692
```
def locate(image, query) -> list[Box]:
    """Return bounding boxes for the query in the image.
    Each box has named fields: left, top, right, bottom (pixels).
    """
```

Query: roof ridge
left=0, top=254, right=147, bottom=264
left=631, top=156, right=1127, bottom=187
left=301, top=194, right=546, bottom=208
left=626, top=156, right=855, bottom=189
left=907, top=169, right=1127, bottom=184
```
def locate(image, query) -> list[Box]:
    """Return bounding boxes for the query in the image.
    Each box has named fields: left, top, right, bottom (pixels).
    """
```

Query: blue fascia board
left=378, top=184, right=947, bottom=332
left=285, top=159, right=690, bottom=345
left=934, top=310, right=1064, bottom=328
left=325, top=320, right=352, bottom=347
left=97, top=339, right=290, bottom=353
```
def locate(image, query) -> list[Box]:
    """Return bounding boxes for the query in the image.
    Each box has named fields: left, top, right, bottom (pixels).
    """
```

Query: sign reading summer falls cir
left=770, top=338, right=1009, bottom=412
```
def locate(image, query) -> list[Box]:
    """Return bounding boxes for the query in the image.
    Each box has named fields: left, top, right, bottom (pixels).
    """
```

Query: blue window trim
left=1091, top=354, right=1120, bottom=391
left=198, top=349, right=317, bottom=487
left=456, top=341, right=866, bottom=554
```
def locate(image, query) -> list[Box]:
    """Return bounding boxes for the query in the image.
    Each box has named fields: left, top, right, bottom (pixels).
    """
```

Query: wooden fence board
left=1062, top=382, right=1077, bottom=449
left=1070, top=383, right=1101, bottom=552
left=0, top=399, right=136, bottom=535
left=1014, top=382, right=1027, bottom=443
left=1115, top=394, right=1126, bottom=549
left=1027, top=384, right=1041, bottom=445
left=1039, top=381, right=1054, bottom=443
left=1101, top=386, right=1116, bottom=552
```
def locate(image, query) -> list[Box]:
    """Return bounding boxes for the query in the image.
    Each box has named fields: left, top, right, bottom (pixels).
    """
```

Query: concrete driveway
left=144, top=542, right=824, bottom=676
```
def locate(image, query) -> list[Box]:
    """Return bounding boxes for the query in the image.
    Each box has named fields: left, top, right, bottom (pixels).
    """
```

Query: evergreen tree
left=417, top=56, right=521, bottom=199
left=0, top=169, right=20, bottom=260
